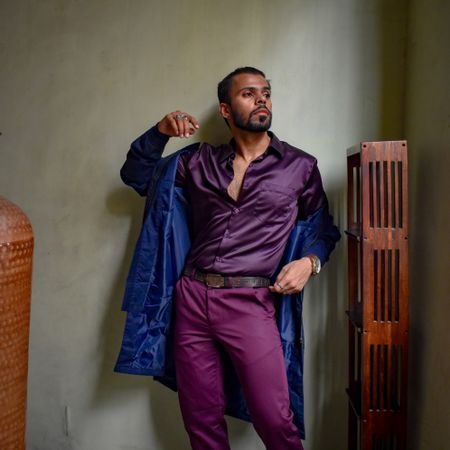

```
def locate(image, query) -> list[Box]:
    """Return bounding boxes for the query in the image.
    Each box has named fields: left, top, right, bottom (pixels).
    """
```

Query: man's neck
left=231, top=130, right=271, bottom=163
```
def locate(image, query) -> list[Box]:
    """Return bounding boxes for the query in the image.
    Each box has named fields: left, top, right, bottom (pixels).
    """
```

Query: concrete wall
left=0, top=1, right=408, bottom=449
left=405, top=0, right=450, bottom=448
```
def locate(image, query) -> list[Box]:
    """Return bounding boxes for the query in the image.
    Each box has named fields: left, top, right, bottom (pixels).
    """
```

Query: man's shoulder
left=279, top=139, right=317, bottom=165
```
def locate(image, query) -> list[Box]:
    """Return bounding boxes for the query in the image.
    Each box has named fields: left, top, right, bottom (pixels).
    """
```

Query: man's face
left=221, top=73, right=272, bottom=132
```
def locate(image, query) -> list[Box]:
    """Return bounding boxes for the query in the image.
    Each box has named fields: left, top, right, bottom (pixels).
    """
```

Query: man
left=115, top=67, right=340, bottom=450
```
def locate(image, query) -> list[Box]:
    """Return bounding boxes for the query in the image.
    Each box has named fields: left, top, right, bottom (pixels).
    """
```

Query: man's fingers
left=182, top=115, right=191, bottom=137
left=275, top=276, right=302, bottom=292
left=174, top=113, right=186, bottom=137
left=159, top=111, right=200, bottom=138
left=175, top=112, right=199, bottom=138
left=276, top=263, right=292, bottom=283
left=285, top=283, right=304, bottom=295
left=270, top=278, right=285, bottom=291
left=271, top=277, right=289, bottom=293
left=269, top=285, right=282, bottom=293
left=271, top=259, right=313, bottom=295
left=280, top=280, right=295, bottom=291
left=167, top=115, right=179, bottom=136
left=188, top=114, right=200, bottom=130
left=269, top=283, right=301, bottom=295
left=275, top=269, right=289, bottom=287
left=278, top=260, right=313, bottom=290
left=184, top=115, right=200, bottom=137
left=272, top=275, right=292, bottom=294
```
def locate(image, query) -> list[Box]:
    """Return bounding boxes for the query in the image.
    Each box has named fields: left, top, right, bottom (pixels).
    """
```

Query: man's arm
left=270, top=160, right=340, bottom=295
left=296, top=161, right=340, bottom=264
left=120, top=111, right=199, bottom=196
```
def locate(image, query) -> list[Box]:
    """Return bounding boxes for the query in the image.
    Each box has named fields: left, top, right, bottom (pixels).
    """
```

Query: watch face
left=311, top=255, right=321, bottom=274
left=315, top=258, right=321, bottom=274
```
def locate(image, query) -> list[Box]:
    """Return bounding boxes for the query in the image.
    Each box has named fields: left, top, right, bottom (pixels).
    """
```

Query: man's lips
left=252, top=108, right=270, bottom=116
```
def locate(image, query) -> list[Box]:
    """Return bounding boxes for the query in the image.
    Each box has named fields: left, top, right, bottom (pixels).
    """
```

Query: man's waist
left=183, top=266, right=270, bottom=288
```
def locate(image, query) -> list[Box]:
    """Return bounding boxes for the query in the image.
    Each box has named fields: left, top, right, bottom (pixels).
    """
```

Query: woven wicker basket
left=0, top=197, right=34, bottom=450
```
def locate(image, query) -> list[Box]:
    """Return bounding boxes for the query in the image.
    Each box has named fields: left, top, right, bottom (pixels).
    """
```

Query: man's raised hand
left=157, top=111, right=200, bottom=138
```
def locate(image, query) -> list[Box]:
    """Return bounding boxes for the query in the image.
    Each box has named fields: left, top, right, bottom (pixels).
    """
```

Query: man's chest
left=227, top=157, right=251, bottom=202
left=185, top=151, right=305, bottom=222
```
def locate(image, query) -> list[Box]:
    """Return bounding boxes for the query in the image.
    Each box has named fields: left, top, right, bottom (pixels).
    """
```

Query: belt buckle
left=205, top=273, right=224, bottom=288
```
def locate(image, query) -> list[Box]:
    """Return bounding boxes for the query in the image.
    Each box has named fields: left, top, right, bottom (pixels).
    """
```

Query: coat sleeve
left=297, top=160, right=341, bottom=265
left=120, top=124, right=170, bottom=196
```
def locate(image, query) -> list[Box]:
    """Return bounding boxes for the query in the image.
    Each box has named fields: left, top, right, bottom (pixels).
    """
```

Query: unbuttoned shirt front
left=175, top=131, right=327, bottom=277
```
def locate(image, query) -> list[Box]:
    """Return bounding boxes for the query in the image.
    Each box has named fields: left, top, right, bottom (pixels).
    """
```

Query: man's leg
left=208, top=286, right=304, bottom=450
left=174, top=276, right=231, bottom=450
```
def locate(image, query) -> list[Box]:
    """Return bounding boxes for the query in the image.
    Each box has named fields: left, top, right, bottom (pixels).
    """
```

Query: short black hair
left=217, top=67, right=268, bottom=104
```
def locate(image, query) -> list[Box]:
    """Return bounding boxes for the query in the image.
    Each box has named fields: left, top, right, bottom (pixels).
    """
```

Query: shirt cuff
left=300, top=243, right=326, bottom=266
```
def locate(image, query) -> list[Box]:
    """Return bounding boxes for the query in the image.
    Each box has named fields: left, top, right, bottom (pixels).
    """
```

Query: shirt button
left=232, top=207, right=240, bottom=215
left=216, top=256, right=223, bottom=262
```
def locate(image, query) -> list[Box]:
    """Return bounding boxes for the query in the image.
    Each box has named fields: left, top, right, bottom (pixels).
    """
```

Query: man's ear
left=219, top=102, right=231, bottom=121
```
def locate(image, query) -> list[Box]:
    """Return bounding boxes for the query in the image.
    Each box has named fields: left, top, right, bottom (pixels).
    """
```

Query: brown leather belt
left=183, top=267, right=270, bottom=288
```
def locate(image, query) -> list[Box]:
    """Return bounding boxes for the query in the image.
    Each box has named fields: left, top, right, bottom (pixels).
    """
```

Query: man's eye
left=264, top=92, right=271, bottom=98
left=243, top=92, right=252, bottom=97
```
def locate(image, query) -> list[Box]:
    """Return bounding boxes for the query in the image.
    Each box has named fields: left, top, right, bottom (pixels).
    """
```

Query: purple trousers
left=174, top=275, right=303, bottom=450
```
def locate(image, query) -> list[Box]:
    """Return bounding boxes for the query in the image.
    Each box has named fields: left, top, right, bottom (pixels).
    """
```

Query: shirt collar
left=219, top=131, right=285, bottom=163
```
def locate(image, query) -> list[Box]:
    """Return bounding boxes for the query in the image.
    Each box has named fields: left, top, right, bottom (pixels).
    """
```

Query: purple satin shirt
left=175, top=131, right=327, bottom=277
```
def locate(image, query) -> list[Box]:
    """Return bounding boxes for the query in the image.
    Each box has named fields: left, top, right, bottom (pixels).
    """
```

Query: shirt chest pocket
left=253, top=181, right=297, bottom=224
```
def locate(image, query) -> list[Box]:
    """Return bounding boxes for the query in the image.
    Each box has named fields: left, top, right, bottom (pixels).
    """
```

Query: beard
left=231, top=107, right=272, bottom=132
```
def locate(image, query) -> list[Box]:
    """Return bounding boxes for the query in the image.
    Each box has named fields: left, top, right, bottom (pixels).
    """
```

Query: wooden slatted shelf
left=346, top=141, right=409, bottom=450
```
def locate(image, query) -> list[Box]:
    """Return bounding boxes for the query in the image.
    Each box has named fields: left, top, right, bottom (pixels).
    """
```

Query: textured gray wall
left=0, top=1, right=408, bottom=449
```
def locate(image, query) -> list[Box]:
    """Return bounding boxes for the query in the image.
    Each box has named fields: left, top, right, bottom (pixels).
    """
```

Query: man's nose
left=256, top=93, right=267, bottom=104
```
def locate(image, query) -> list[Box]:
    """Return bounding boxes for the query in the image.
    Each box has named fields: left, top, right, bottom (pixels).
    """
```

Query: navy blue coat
left=114, top=132, right=340, bottom=439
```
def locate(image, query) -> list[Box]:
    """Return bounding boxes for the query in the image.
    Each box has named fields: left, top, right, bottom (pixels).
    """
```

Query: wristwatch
left=306, top=254, right=321, bottom=275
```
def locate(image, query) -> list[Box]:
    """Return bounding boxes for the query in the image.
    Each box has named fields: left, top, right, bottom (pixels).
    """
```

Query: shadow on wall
left=407, top=147, right=430, bottom=450
left=303, top=185, right=347, bottom=450
left=407, top=144, right=450, bottom=449
left=190, top=104, right=232, bottom=148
